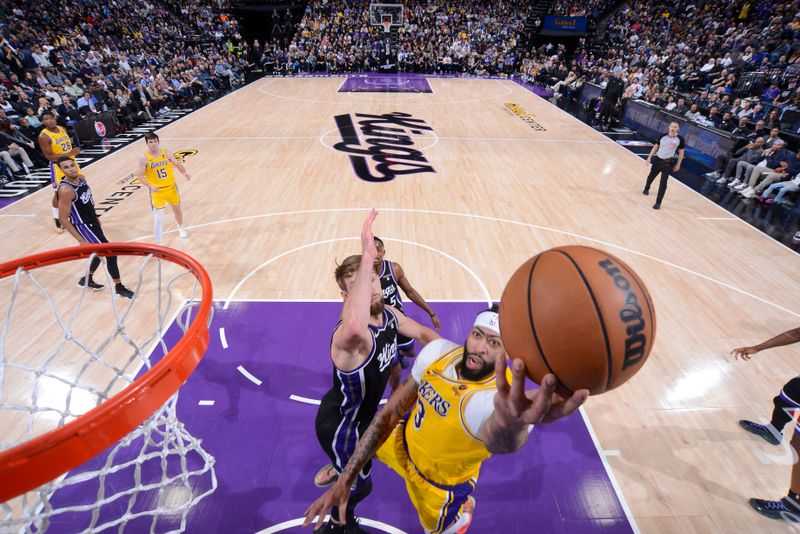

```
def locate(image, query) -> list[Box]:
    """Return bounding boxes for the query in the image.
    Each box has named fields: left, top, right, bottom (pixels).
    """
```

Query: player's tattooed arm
left=340, top=374, right=419, bottom=484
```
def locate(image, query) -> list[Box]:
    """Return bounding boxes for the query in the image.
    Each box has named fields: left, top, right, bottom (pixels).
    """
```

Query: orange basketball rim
left=0, top=243, right=212, bottom=503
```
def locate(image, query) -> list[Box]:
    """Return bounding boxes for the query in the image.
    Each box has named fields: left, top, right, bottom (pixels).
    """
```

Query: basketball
left=499, top=246, right=655, bottom=396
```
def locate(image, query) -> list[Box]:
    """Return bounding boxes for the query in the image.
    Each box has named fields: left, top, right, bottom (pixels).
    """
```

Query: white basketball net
left=0, top=252, right=216, bottom=533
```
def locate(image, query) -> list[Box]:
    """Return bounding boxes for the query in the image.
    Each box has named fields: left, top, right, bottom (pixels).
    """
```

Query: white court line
left=219, top=327, right=229, bottom=349
left=257, top=515, right=406, bottom=534
left=579, top=408, right=641, bottom=533
left=129, top=207, right=800, bottom=319
left=290, top=394, right=387, bottom=406
left=602, top=449, right=621, bottom=456
left=222, top=235, right=492, bottom=310
left=198, top=400, right=215, bottom=406
left=237, top=365, right=262, bottom=386
left=697, top=217, right=738, bottom=221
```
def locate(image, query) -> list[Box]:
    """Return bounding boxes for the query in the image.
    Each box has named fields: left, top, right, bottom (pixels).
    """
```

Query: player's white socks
left=52, top=207, right=59, bottom=219
left=153, top=209, right=164, bottom=244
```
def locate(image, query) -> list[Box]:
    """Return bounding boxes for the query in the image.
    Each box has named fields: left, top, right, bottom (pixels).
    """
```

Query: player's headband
left=473, top=311, right=500, bottom=335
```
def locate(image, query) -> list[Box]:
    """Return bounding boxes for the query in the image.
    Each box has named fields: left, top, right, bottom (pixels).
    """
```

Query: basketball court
left=2, top=75, right=800, bottom=533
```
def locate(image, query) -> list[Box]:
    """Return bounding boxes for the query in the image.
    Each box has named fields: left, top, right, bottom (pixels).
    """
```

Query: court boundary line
left=504, top=78, right=800, bottom=260
left=579, top=408, right=641, bottom=533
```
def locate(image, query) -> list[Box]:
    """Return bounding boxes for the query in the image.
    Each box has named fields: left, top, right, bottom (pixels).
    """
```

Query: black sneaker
left=739, top=420, right=781, bottom=445
left=77, top=276, right=104, bottom=291
left=642, top=188, right=649, bottom=195
left=344, top=519, right=370, bottom=534
left=749, top=497, right=800, bottom=522
left=322, top=522, right=344, bottom=534
left=115, top=284, right=135, bottom=299
left=54, top=218, right=64, bottom=234
left=653, top=203, right=661, bottom=209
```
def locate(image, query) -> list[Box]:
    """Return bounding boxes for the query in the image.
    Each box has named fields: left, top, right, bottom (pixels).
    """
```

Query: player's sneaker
left=314, top=463, right=339, bottom=488
left=455, top=496, right=476, bottom=534
left=749, top=497, right=800, bottom=522
left=77, top=276, right=104, bottom=291
left=739, top=420, right=781, bottom=445
left=54, top=218, right=64, bottom=234
left=178, top=226, right=189, bottom=239
left=115, top=284, right=135, bottom=299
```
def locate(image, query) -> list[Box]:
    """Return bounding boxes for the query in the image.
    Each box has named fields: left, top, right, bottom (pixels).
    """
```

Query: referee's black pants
left=644, top=156, right=673, bottom=205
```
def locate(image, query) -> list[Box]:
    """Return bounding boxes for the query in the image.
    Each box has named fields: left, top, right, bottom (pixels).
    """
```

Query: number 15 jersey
left=143, top=149, right=175, bottom=189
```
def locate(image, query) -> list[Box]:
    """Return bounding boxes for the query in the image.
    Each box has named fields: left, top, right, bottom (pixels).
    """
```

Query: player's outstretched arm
left=166, top=150, right=191, bottom=180
left=303, top=374, right=420, bottom=531
left=393, top=262, right=440, bottom=329
left=391, top=304, right=440, bottom=346
left=732, top=326, right=800, bottom=361
left=332, top=209, right=379, bottom=369
left=479, top=357, right=588, bottom=455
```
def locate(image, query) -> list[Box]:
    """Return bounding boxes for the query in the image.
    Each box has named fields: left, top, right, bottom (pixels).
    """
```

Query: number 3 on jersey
left=413, top=399, right=426, bottom=430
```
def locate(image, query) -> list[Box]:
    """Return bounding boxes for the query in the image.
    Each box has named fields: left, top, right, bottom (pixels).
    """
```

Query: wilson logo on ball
left=598, top=259, right=647, bottom=370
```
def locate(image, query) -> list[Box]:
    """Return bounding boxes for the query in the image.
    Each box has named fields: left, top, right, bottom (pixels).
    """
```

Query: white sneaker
left=734, top=182, right=748, bottom=190
left=741, top=188, right=755, bottom=198
left=706, top=171, right=720, bottom=178
left=715, top=176, right=728, bottom=184
left=729, top=179, right=741, bottom=187
left=178, top=226, right=189, bottom=239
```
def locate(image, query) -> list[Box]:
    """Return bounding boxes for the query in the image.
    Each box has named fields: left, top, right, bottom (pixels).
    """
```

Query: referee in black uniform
left=642, top=120, right=686, bottom=209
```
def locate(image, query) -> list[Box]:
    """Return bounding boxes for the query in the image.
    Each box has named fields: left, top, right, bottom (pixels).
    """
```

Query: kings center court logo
left=332, top=112, right=436, bottom=182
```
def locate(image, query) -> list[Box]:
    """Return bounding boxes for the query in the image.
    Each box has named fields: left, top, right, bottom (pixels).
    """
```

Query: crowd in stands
left=252, top=0, right=532, bottom=75
left=525, top=0, right=799, bottom=135
left=0, top=0, right=245, bottom=183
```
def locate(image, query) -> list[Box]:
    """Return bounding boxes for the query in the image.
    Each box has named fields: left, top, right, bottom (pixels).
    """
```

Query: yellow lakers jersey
left=42, top=127, right=73, bottom=156
left=143, top=150, right=175, bottom=188
left=405, top=345, right=495, bottom=486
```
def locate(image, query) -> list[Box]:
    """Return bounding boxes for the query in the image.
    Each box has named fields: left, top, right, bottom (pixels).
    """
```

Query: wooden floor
left=3, top=77, right=800, bottom=533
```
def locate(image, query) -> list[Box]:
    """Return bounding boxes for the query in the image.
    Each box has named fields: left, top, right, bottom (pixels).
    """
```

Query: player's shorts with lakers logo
left=150, top=185, right=180, bottom=209
left=50, top=159, right=80, bottom=188
left=377, top=421, right=475, bottom=534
